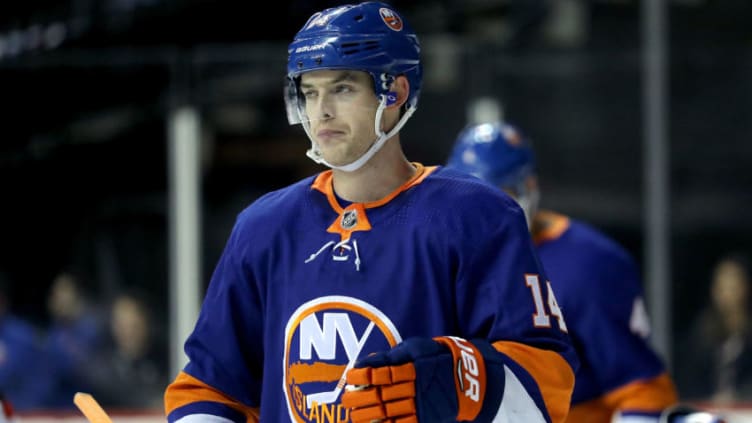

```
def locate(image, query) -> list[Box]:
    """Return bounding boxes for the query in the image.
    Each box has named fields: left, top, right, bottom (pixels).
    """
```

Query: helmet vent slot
left=340, top=40, right=380, bottom=55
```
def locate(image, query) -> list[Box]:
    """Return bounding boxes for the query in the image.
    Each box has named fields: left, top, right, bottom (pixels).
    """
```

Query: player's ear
left=387, top=76, right=410, bottom=109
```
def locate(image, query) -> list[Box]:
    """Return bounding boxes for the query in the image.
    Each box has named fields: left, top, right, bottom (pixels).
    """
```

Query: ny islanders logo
left=379, top=8, right=404, bottom=31
left=283, top=296, right=401, bottom=422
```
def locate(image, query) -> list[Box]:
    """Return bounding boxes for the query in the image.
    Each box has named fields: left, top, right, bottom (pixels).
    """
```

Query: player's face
left=299, top=70, right=380, bottom=167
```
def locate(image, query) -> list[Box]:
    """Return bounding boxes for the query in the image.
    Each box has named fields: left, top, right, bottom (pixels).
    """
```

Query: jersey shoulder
left=539, top=213, right=643, bottom=305
left=416, top=167, right=531, bottom=244
left=427, top=166, right=524, bottom=219
left=540, top=212, right=636, bottom=270
left=565, top=218, right=637, bottom=269
left=237, top=174, right=320, bottom=222
left=225, top=174, right=323, bottom=248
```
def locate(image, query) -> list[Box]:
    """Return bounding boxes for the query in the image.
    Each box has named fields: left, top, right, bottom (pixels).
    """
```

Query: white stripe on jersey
left=613, top=413, right=659, bottom=423
left=491, top=365, right=547, bottom=423
left=175, top=414, right=236, bottom=423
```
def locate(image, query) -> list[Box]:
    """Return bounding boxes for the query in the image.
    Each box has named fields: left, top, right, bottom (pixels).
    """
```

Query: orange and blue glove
left=341, top=336, right=506, bottom=422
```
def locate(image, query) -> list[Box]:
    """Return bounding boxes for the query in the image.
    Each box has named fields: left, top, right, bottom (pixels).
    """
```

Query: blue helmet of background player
left=445, top=121, right=540, bottom=226
left=285, top=1, right=422, bottom=172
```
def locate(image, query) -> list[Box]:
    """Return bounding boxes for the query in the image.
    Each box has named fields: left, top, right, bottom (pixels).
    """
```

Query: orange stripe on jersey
left=532, top=211, right=571, bottom=246
left=566, top=372, right=678, bottom=423
left=492, top=341, right=575, bottom=423
left=565, top=398, right=614, bottom=423
left=164, top=371, right=260, bottom=423
left=311, top=163, right=437, bottom=213
left=606, top=372, right=678, bottom=412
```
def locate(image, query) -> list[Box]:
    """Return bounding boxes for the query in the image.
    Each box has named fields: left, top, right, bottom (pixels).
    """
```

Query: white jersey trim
left=491, top=365, right=547, bottom=423
left=174, top=414, right=236, bottom=423
left=612, top=413, right=660, bottom=423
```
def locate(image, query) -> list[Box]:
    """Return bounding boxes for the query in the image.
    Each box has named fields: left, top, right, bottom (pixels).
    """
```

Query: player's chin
left=321, top=151, right=354, bottom=167
left=328, top=160, right=351, bottom=168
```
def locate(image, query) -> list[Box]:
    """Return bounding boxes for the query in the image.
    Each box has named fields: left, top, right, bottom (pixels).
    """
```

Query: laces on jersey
left=304, top=238, right=361, bottom=271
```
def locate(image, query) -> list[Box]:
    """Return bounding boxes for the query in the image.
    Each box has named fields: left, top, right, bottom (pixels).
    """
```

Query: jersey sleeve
left=565, top=245, right=677, bottom=421
left=165, top=212, right=264, bottom=423
left=454, top=195, right=578, bottom=423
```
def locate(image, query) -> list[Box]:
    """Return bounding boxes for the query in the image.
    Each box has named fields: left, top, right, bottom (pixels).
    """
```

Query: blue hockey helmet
left=286, top=1, right=422, bottom=111
left=446, top=122, right=539, bottom=226
left=446, top=122, right=537, bottom=189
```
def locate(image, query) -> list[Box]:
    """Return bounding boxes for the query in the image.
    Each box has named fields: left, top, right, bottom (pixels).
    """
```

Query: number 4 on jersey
left=525, top=274, right=568, bottom=332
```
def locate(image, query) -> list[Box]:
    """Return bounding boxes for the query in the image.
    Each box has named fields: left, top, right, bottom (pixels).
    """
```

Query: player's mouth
left=316, top=129, right=345, bottom=143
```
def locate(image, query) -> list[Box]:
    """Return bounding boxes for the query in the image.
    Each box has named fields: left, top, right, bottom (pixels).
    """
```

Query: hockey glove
left=340, top=336, right=505, bottom=422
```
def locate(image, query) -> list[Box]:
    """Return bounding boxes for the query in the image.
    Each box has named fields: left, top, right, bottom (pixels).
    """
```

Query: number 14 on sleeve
left=525, top=274, right=568, bottom=332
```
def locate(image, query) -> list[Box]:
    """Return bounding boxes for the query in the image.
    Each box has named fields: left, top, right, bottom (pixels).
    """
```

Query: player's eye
left=333, top=84, right=353, bottom=94
left=302, top=90, right=318, bottom=99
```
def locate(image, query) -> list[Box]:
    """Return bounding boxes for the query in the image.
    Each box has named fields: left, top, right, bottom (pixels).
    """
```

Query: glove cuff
left=433, top=336, right=487, bottom=421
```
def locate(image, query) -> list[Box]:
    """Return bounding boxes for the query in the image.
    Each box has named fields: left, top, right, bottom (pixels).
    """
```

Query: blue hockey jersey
left=531, top=211, right=677, bottom=423
left=165, top=165, right=578, bottom=423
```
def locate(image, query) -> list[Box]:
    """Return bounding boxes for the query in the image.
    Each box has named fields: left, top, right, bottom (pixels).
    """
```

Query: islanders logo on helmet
left=446, top=122, right=536, bottom=188
left=282, top=295, right=402, bottom=423
left=379, top=7, right=403, bottom=31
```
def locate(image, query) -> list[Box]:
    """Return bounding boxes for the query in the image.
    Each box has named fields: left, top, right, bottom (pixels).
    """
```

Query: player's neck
left=331, top=140, right=416, bottom=203
left=530, top=211, right=548, bottom=238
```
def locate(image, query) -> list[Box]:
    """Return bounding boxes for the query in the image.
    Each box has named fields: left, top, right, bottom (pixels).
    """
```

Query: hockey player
left=446, top=121, right=679, bottom=422
left=165, top=2, right=578, bottom=422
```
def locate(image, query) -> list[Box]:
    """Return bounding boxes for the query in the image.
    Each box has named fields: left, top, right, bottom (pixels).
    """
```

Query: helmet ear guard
left=386, top=92, right=397, bottom=106
left=385, top=73, right=411, bottom=109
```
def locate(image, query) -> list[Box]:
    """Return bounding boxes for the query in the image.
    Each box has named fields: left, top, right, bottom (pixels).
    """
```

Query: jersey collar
left=311, top=163, right=436, bottom=214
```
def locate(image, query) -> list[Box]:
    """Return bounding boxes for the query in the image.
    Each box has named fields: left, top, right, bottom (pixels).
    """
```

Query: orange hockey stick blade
left=74, top=392, right=113, bottom=423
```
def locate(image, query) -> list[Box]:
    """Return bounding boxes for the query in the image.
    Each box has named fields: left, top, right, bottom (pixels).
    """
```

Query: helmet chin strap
left=301, top=94, right=416, bottom=172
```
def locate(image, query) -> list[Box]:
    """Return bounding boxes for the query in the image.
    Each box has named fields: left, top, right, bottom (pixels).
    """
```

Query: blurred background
left=1, top=0, right=751, bottom=418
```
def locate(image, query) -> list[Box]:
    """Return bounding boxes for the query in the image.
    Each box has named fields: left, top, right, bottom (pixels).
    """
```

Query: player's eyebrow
left=300, top=71, right=360, bottom=89
left=331, top=71, right=359, bottom=84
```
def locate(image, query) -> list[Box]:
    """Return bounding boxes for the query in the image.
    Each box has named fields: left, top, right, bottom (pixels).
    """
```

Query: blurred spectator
left=45, top=271, right=105, bottom=409
left=677, top=253, right=752, bottom=403
left=83, top=289, right=167, bottom=409
left=0, top=271, right=50, bottom=411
